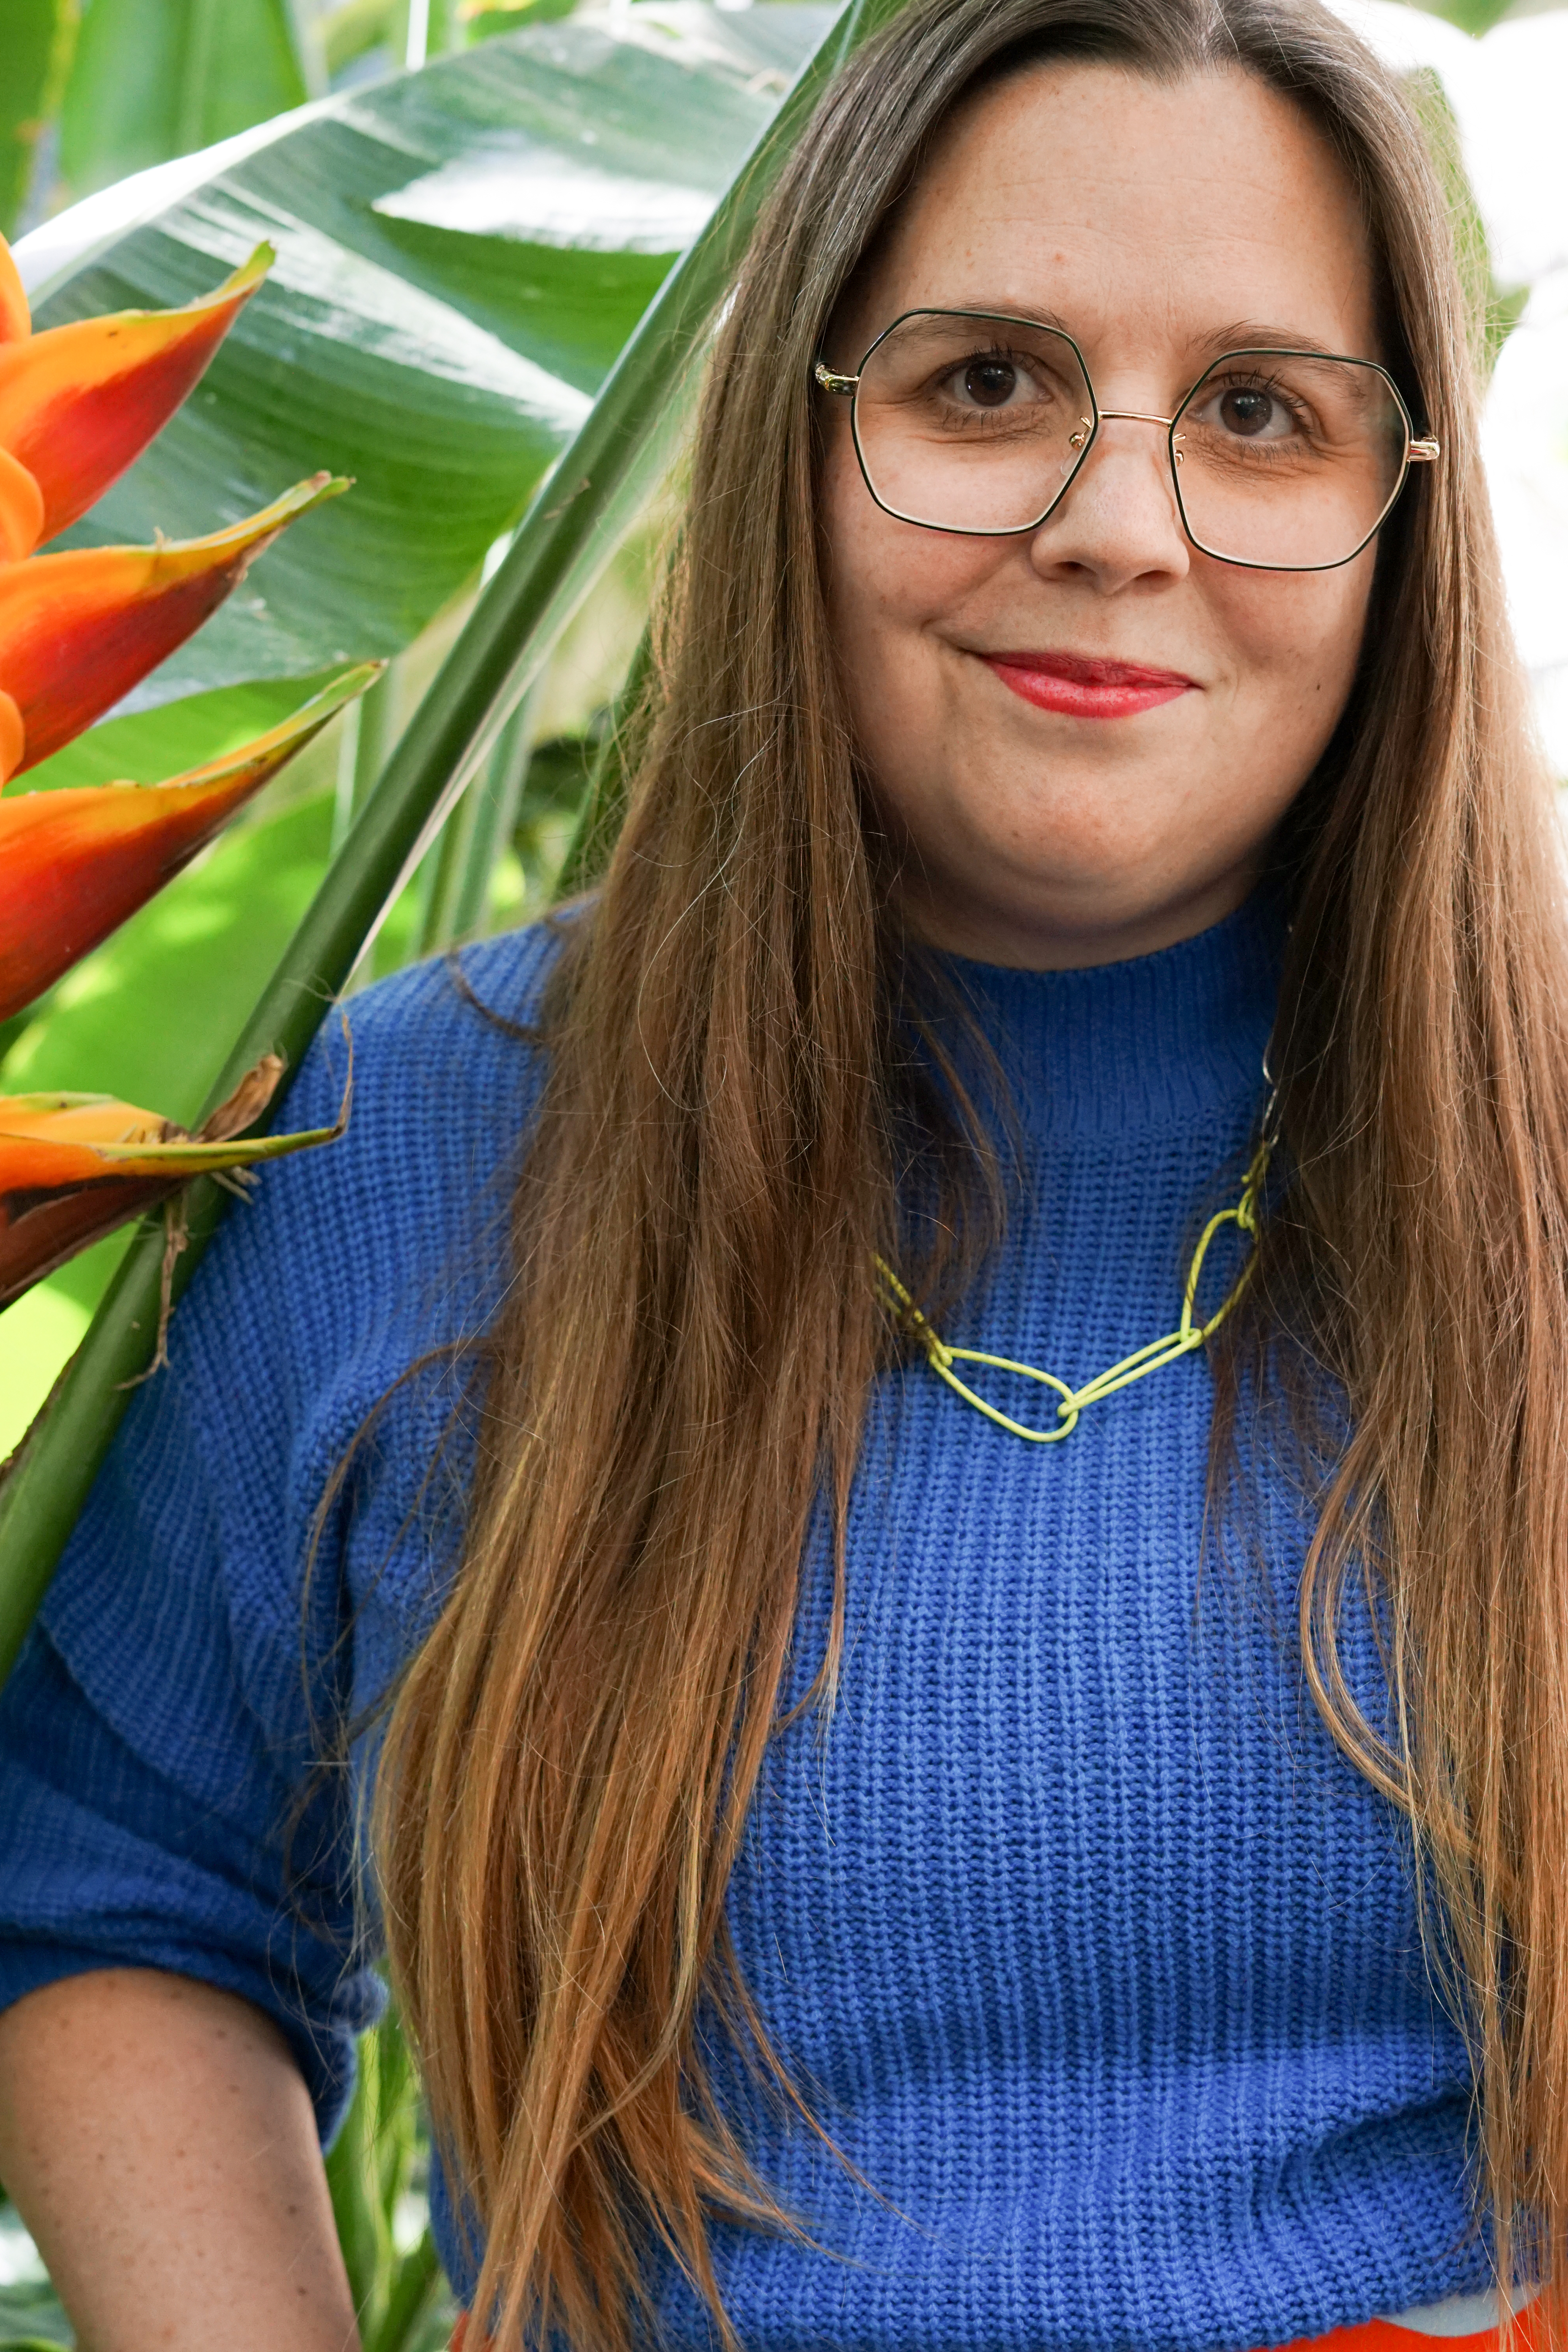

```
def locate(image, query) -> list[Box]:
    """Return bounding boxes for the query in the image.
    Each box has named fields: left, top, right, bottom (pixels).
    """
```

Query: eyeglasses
left=813, top=308, right=1440, bottom=572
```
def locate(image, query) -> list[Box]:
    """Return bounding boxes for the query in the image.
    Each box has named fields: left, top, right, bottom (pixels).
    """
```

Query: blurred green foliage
left=326, top=2009, right=455, bottom=2352
left=0, top=0, right=74, bottom=238
left=59, top=0, right=309, bottom=197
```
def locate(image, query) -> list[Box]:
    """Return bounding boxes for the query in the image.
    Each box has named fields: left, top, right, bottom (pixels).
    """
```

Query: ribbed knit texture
left=0, top=899, right=1489, bottom=2349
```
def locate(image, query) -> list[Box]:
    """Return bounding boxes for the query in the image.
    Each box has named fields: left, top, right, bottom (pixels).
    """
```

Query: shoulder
left=226, top=916, right=563, bottom=1306
left=278, top=916, right=565, bottom=1161
left=145, top=921, right=565, bottom=1601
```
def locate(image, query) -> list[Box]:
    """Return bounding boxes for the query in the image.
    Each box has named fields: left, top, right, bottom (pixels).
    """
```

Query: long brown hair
left=374, top=0, right=1568, bottom=2340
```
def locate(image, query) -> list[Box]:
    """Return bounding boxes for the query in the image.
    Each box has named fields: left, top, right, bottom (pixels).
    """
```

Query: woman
left=0, top=0, right=1563, bottom=2344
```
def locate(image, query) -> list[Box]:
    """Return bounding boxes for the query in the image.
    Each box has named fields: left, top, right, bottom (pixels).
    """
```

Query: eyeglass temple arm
left=1408, top=438, right=1440, bottom=461
left=814, top=362, right=858, bottom=396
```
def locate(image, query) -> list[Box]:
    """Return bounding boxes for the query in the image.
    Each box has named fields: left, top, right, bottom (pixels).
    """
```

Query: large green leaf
left=27, top=5, right=831, bottom=730
left=59, top=0, right=309, bottom=200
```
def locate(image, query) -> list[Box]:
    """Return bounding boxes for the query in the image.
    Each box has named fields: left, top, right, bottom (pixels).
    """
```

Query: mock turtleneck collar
left=929, top=888, right=1286, bottom=1143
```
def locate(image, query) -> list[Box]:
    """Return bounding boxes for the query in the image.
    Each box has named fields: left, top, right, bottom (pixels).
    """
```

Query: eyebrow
left=1198, top=320, right=1355, bottom=360
left=909, top=300, right=1077, bottom=337
left=911, top=303, right=1359, bottom=365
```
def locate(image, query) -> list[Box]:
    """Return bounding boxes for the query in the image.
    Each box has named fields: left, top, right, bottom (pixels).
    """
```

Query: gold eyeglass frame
left=813, top=306, right=1440, bottom=573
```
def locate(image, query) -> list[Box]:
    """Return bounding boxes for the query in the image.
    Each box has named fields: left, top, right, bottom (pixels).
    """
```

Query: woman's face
left=821, top=62, right=1383, bottom=968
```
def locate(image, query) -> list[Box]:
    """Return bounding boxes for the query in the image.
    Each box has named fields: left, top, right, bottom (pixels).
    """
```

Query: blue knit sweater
left=0, top=898, right=1489, bottom=2348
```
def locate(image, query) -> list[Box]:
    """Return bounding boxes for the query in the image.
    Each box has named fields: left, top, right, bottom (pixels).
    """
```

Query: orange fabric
left=448, top=2304, right=1547, bottom=2351
left=1262, top=2305, right=1547, bottom=2352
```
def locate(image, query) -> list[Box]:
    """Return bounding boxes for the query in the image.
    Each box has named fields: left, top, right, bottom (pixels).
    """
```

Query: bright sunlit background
left=1339, top=1, right=1568, bottom=773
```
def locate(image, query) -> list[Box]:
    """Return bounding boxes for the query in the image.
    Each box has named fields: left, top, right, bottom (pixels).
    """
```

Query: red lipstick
left=982, top=650, right=1194, bottom=719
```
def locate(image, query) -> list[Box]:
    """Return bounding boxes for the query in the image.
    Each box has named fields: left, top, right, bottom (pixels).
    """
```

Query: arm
left=0, top=958, right=545, bottom=2351
left=0, top=1967, right=361, bottom=2352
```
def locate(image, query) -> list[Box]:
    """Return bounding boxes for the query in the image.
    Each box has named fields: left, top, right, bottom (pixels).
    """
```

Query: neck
left=928, top=887, right=1287, bottom=1143
left=894, top=851, right=1268, bottom=972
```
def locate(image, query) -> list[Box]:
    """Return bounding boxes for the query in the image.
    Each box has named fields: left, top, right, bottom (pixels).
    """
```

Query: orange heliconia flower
left=0, top=666, right=380, bottom=1025
left=0, top=234, right=366, bottom=1318
left=0, top=237, right=31, bottom=348
left=0, top=472, right=347, bottom=782
left=0, top=243, right=273, bottom=556
left=0, top=1054, right=350, bottom=1309
left=0, top=445, right=43, bottom=567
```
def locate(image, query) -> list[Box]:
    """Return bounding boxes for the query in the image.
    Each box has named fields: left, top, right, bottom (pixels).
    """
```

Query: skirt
left=448, top=2293, right=1544, bottom=2351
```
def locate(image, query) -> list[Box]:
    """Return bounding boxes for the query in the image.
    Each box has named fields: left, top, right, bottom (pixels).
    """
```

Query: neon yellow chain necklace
left=875, top=1125, right=1274, bottom=1445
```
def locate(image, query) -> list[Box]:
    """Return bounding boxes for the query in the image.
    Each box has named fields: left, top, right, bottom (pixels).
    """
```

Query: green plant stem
left=555, top=623, right=652, bottom=900
left=334, top=665, right=396, bottom=855
left=0, top=0, right=909, bottom=1682
left=417, top=690, right=537, bottom=952
left=451, top=695, right=536, bottom=941
left=326, top=2065, right=391, bottom=2338
left=364, top=2231, right=442, bottom=2352
left=176, top=0, right=222, bottom=155
left=412, top=779, right=475, bottom=956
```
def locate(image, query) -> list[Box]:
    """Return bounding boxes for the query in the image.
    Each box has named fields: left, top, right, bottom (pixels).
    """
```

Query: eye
left=933, top=350, right=1051, bottom=414
left=960, top=358, right=1020, bottom=408
left=1202, top=382, right=1297, bottom=441
left=1222, top=387, right=1278, bottom=436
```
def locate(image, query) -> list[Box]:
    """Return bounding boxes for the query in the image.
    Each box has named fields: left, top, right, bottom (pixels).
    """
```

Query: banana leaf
left=20, top=5, right=833, bottom=738
left=0, top=0, right=904, bottom=1677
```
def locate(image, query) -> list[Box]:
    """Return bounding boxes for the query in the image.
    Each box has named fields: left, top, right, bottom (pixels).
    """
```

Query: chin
left=979, top=814, right=1169, bottom=893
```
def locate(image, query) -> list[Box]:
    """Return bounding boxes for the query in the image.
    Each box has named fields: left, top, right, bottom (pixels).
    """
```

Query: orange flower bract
left=0, top=239, right=29, bottom=349
left=0, top=230, right=364, bottom=1315
left=0, top=246, right=274, bottom=551
left=0, top=472, right=347, bottom=779
left=0, top=1055, right=350, bottom=1309
left=0, top=666, right=379, bottom=1023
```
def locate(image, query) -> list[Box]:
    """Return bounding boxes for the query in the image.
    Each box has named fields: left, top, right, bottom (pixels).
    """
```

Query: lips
left=981, top=649, right=1195, bottom=720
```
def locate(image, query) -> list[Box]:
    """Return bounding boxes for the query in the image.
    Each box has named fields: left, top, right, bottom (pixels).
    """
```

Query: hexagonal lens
left=1171, top=351, right=1409, bottom=568
left=852, top=311, right=1094, bottom=534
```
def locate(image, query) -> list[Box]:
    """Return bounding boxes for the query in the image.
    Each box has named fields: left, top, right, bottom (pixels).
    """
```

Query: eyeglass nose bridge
left=1067, top=411, right=1186, bottom=464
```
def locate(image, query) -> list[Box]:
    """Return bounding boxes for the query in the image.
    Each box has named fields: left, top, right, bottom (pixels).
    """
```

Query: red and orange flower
left=0, top=230, right=369, bottom=1309
left=0, top=1058, right=349, bottom=1312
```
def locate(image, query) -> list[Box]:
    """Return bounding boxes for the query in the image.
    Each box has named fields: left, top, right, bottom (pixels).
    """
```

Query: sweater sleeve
left=0, top=923, right=557, bottom=2140
left=0, top=1346, right=380, bottom=2135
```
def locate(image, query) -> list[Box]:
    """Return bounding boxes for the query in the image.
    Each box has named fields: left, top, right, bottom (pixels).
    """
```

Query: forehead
left=856, top=60, right=1379, bottom=368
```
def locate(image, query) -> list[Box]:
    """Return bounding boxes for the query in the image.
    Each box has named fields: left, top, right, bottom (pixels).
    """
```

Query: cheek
left=822, top=431, right=990, bottom=711
left=1206, top=555, right=1373, bottom=723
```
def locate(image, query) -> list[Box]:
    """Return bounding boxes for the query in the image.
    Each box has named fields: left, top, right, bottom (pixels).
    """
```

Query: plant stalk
left=365, top=2232, right=442, bottom=2352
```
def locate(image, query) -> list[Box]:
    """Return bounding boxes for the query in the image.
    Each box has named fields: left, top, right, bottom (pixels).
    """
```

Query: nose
left=1027, top=410, right=1190, bottom=593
